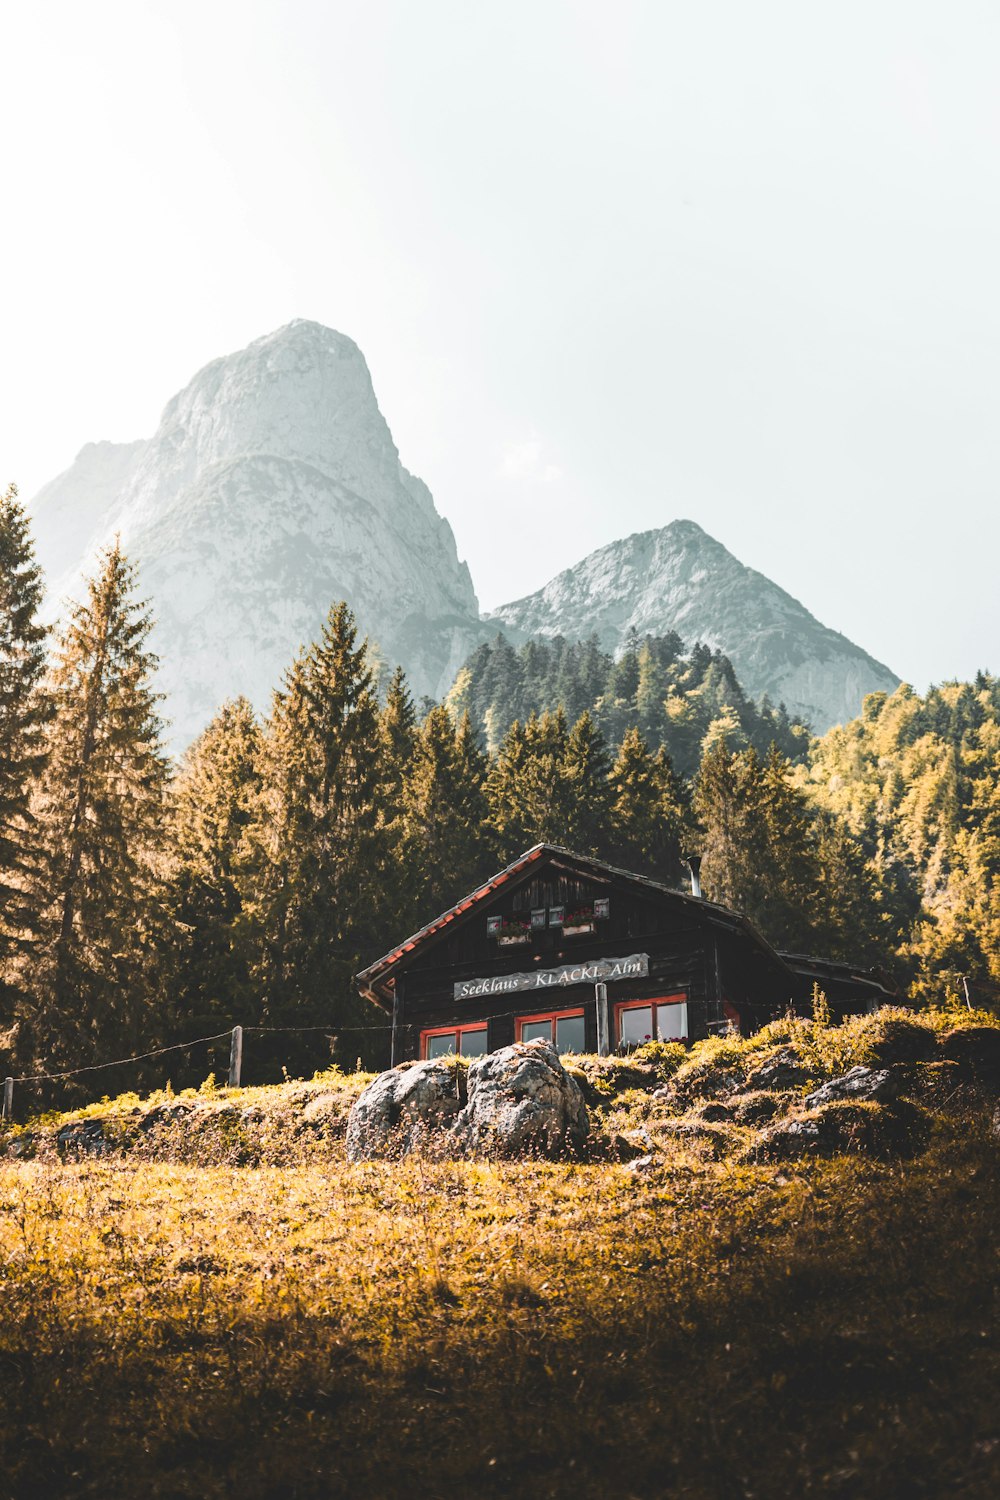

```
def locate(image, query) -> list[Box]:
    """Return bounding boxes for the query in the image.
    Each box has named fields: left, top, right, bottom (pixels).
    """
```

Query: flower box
left=497, top=931, right=530, bottom=947
left=562, top=921, right=596, bottom=937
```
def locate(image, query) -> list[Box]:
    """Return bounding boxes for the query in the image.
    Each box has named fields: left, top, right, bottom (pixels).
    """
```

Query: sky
left=2, top=0, right=999, bottom=688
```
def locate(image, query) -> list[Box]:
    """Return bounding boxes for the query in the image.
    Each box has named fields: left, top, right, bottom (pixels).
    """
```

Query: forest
left=1, top=481, right=999, bottom=1099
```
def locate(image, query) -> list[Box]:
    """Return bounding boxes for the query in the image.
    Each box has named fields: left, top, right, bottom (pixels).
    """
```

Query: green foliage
left=801, top=678, right=1000, bottom=1002
left=0, top=484, right=50, bottom=1021
left=16, top=541, right=169, bottom=1074
left=163, top=697, right=262, bottom=1036
left=241, top=603, right=392, bottom=1061
left=456, top=630, right=809, bottom=774
left=400, top=704, right=493, bottom=915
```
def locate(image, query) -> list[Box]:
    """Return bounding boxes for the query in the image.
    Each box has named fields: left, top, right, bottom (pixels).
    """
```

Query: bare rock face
left=30, top=321, right=484, bottom=748
left=486, top=520, right=899, bottom=734
left=740, top=1046, right=816, bottom=1094
left=804, top=1066, right=900, bottom=1108
left=454, top=1040, right=590, bottom=1158
left=345, top=1060, right=467, bottom=1161
left=345, top=1041, right=589, bottom=1161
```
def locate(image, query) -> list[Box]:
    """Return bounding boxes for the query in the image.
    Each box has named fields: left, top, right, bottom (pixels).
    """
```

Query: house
left=356, top=843, right=897, bottom=1062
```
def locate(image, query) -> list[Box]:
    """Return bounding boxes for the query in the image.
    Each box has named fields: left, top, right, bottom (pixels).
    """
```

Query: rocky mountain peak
left=30, top=323, right=483, bottom=748
left=486, top=521, right=899, bottom=733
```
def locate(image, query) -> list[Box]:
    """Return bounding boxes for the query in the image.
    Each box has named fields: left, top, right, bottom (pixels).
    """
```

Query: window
left=516, top=1009, right=586, bottom=1054
left=422, top=1025, right=488, bottom=1060
left=615, top=995, right=688, bottom=1049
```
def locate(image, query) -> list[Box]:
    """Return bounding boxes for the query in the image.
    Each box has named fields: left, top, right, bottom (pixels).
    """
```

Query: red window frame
left=614, top=994, right=688, bottom=1047
left=420, top=1023, right=488, bottom=1059
left=516, top=1008, right=586, bottom=1049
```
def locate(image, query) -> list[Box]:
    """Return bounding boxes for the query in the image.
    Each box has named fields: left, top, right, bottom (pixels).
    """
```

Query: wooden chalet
left=356, top=844, right=895, bottom=1063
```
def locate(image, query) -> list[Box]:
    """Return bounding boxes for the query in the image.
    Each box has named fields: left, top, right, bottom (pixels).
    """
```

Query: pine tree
left=22, top=541, right=169, bottom=1071
left=165, top=697, right=262, bottom=1035
left=487, top=709, right=576, bottom=856
left=561, top=711, right=613, bottom=855
left=0, top=485, right=49, bottom=1008
left=694, top=741, right=821, bottom=949
left=379, top=665, right=418, bottom=816
left=609, top=728, right=686, bottom=882
left=403, top=706, right=491, bottom=914
left=244, top=603, right=391, bottom=1054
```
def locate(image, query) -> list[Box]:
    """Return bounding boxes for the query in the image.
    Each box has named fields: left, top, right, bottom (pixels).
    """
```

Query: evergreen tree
left=561, top=711, right=613, bottom=854
left=694, top=741, right=817, bottom=946
left=379, top=665, right=418, bottom=815
left=21, top=542, right=169, bottom=1071
left=404, top=706, right=492, bottom=914
left=164, top=697, right=262, bottom=1035
left=0, top=485, right=49, bottom=1010
left=244, top=603, right=391, bottom=1053
left=609, top=728, right=686, bottom=883
left=487, top=709, right=575, bottom=856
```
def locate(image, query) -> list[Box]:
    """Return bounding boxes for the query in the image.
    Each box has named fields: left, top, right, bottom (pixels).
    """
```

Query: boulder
left=659, top=1118, right=733, bottom=1158
left=749, top=1099, right=927, bottom=1162
left=740, top=1047, right=815, bottom=1094
left=56, top=1119, right=109, bottom=1157
left=345, top=1059, right=467, bottom=1162
left=454, top=1041, right=589, bottom=1158
left=732, top=1091, right=784, bottom=1126
left=804, top=1066, right=900, bottom=1108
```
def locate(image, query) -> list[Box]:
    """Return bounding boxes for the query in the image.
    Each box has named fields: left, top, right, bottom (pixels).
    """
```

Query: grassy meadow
left=1, top=1009, right=998, bottom=1499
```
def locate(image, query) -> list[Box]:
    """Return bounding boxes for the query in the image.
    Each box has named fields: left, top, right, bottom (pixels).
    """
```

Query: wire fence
left=0, top=1007, right=529, bottom=1121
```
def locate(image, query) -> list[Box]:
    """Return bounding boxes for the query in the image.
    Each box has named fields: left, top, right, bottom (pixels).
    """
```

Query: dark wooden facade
left=357, top=845, right=834, bottom=1061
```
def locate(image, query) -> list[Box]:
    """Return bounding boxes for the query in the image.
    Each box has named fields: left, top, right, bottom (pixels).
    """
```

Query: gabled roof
left=356, top=842, right=797, bottom=1009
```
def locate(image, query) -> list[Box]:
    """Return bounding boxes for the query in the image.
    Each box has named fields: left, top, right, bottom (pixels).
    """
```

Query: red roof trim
left=355, top=842, right=798, bottom=1012
left=358, top=844, right=548, bottom=995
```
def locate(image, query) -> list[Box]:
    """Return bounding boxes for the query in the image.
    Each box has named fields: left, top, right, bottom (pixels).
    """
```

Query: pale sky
left=3, top=1, right=999, bottom=688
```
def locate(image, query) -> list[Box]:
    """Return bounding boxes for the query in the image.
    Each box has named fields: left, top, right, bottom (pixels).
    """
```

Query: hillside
left=29, top=321, right=484, bottom=745
left=486, top=521, right=900, bottom=734
left=1, top=1007, right=998, bottom=1498
left=447, top=629, right=810, bottom=774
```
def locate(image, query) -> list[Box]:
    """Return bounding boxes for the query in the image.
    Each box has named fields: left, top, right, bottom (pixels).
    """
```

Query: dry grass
left=0, top=1008, right=998, bottom=1498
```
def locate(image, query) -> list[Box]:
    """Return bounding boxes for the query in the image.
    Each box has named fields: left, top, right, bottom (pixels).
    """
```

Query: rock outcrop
left=803, top=1066, right=900, bottom=1108
left=454, top=1040, right=590, bottom=1157
left=30, top=321, right=484, bottom=747
left=346, top=1041, right=589, bottom=1161
left=486, top=520, right=899, bottom=734
left=345, top=1059, right=467, bottom=1161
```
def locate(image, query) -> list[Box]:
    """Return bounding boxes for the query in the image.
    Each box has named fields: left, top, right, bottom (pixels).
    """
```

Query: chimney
left=684, top=855, right=703, bottom=899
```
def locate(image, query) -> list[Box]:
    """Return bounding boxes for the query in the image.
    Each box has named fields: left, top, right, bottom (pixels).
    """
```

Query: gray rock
left=56, top=1119, right=109, bottom=1157
left=741, top=1047, right=815, bottom=1093
left=454, top=1041, right=589, bottom=1158
left=749, top=1116, right=823, bottom=1161
left=346, top=1042, right=590, bottom=1161
left=659, top=1118, right=732, bottom=1157
left=804, top=1066, right=899, bottom=1108
left=345, top=1059, right=467, bottom=1161
left=30, top=321, right=484, bottom=750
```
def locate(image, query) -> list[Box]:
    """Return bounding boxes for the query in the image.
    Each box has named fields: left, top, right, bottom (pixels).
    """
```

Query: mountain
left=484, top=522, right=899, bottom=733
left=30, top=321, right=483, bottom=747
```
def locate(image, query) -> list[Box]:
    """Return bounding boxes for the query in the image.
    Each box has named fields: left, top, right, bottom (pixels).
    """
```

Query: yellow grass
left=1, top=1124, right=998, bottom=1498
left=2, top=1006, right=998, bottom=1497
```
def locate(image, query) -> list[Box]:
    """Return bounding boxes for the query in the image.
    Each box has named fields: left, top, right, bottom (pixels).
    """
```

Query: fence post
left=228, top=1026, right=243, bottom=1089
left=2, top=1077, right=12, bottom=1122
